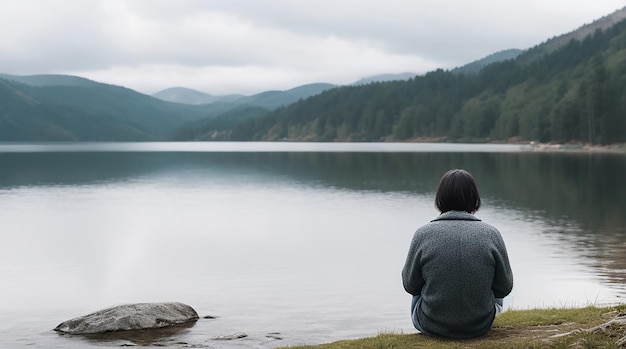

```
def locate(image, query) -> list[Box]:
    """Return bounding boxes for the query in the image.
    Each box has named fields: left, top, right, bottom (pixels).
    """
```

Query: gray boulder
left=54, top=302, right=199, bottom=334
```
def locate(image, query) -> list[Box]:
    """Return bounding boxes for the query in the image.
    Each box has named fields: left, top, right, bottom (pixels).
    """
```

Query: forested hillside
left=3, top=12, right=626, bottom=143
left=226, top=19, right=626, bottom=144
left=0, top=72, right=335, bottom=141
left=0, top=76, right=208, bottom=141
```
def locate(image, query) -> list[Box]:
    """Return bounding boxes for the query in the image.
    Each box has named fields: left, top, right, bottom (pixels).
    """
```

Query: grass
left=279, top=304, right=626, bottom=349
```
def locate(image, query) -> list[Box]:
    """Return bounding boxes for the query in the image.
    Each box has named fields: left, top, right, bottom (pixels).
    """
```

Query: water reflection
left=1, top=149, right=625, bottom=276
left=1, top=144, right=625, bottom=348
left=75, top=322, right=196, bottom=347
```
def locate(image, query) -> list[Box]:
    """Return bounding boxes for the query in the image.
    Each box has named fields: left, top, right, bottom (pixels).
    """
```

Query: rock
left=212, top=332, right=248, bottom=340
left=266, top=332, right=283, bottom=340
left=54, top=302, right=199, bottom=334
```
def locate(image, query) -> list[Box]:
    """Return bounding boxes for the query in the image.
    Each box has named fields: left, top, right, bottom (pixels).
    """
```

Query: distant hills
left=0, top=75, right=209, bottom=141
left=2, top=6, right=626, bottom=143
left=153, top=75, right=417, bottom=106
left=155, top=74, right=428, bottom=108
left=519, top=6, right=626, bottom=63
left=152, top=87, right=243, bottom=105
left=0, top=75, right=335, bottom=141
left=0, top=73, right=99, bottom=87
left=166, top=83, right=338, bottom=140
left=226, top=83, right=337, bottom=110
left=226, top=8, right=626, bottom=145
left=452, top=7, right=626, bottom=73
left=152, top=83, right=336, bottom=107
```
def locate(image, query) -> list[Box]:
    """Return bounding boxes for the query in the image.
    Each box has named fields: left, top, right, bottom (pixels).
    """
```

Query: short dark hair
left=435, top=169, right=481, bottom=213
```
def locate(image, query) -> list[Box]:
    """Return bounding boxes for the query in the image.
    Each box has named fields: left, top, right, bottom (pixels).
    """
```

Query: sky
left=1, top=0, right=625, bottom=96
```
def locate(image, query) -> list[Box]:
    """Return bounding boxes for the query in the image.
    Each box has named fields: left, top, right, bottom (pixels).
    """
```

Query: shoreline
left=279, top=304, right=626, bottom=349
left=519, top=141, right=626, bottom=154
left=396, top=136, right=626, bottom=154
left=0, top=140, right=625, bottom=154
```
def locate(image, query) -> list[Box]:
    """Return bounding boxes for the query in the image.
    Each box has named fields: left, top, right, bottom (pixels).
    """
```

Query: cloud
left=1, top=0, right=624, bottom=94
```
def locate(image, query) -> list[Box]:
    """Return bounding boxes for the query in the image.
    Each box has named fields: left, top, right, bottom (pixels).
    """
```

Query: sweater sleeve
left=491, top=231, right=514, bottom=298
left=402, top=232, right=425, bottom=296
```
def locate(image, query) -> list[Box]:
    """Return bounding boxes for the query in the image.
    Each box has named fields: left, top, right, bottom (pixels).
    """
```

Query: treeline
left=224, top=19, right=626, bottom=144
left=172, top=106, right=269, bottom=140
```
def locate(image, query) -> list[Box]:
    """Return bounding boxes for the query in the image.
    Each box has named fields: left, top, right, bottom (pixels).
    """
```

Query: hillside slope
left=0, top=76, right=207, bottom=141
left=171, top=83, right=337, bottom=140
left=520, top=6, right=626, bottom=63
left=452, top=49, right=523, bottom=74
left=228, top=17, right=626, bottom=145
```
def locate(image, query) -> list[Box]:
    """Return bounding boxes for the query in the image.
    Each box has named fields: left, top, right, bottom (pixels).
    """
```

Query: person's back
left=402, top=169, right=513, bottom=339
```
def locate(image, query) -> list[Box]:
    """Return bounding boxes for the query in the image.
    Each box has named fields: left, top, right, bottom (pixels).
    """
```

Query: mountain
left=0, top=73, right=98, bottom=87
left=452, top=49, right=523, bottom=74
left=0, top=73, right=336, bottom=141
left=172, top=105, right=270, bottom=141
left=520, top=7, right=626, bottom=63
left=155, top=83, right=336, bottom=109
left=0, top=75, right=208, bottom=141
left=236, top=83, right=337, bottom=109
left=178, top=82, right=337, bottom=121
left=352, top=73, right=416, bottom=85
left=3, top=7, right=626, bottom=143
left=227, top=14, right=626, bottom=145
left=451, top=7, right=626, bottom=75
left=170, top=82, right=337, bottom=140
left=152, top=87, right=244, bottom=105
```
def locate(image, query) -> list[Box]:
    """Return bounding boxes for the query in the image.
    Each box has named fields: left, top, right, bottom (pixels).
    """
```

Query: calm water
left=0, top=142, right=624, bottom=348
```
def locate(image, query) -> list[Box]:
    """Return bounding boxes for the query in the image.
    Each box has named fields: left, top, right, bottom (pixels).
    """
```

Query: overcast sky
left=1, top=1, right=625, bottom=95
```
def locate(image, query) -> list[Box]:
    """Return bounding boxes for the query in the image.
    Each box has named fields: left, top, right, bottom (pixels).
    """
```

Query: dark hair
left=435, top=169, right=481, bottom=213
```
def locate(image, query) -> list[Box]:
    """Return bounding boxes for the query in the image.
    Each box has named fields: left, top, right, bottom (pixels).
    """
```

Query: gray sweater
left=402, top=211, right=513, bottom=339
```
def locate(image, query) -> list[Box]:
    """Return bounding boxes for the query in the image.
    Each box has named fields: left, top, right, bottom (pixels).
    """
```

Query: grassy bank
left=280, top=305, right=626, bottom=349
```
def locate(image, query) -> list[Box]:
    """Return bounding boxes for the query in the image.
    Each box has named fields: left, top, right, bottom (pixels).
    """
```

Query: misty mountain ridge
left=235, top=82, right=337, bottom=109
left=154, top=74, right=421, bottom=106
left=152, top=87, right=244, bottom=105
left=1, top=5, right=626, bottom=142
left=0, top=76, right=209, bottom=141
left=0, top=74, right=339, bottom=141
left=152, top=83, right=336, bottom=113
left=519, top=6, right=626, bottom=63
left=0, top=73, right=99, bottom=87
left=452, top=7, right=626, bottom=73
left=225, top=11, right=626, bottom=144
left=181, top=82, right=338, bottom=121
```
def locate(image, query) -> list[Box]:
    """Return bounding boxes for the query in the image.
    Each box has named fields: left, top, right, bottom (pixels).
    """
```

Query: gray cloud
left=1, top=0, right=624, bottom=94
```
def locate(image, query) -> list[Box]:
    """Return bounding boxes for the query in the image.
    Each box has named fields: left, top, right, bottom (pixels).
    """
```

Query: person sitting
left=402, top=169, right=513, bottom=339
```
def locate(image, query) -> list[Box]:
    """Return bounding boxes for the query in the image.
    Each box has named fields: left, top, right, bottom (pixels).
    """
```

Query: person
left=402, top=169, right=513, bottom=339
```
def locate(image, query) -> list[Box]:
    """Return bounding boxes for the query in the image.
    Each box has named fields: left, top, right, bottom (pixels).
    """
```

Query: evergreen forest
left=2, top=18, right=626, bottom=144
left=223, top=20, right=626, bottom=145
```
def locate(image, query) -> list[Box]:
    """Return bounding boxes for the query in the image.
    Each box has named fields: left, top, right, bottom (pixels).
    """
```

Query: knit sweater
left=402, top=211, right=513, bottom=339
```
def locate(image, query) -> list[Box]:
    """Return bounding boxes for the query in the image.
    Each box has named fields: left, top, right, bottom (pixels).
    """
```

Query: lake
left=0, top=142, right=624, bottom=348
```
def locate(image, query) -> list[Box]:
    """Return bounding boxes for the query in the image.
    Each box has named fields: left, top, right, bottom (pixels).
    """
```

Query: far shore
left=0, top=140, right=625, bottom=155
left=383, top=136, right=626, bottom=154
left=522, top=141, right=626, bottom=154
